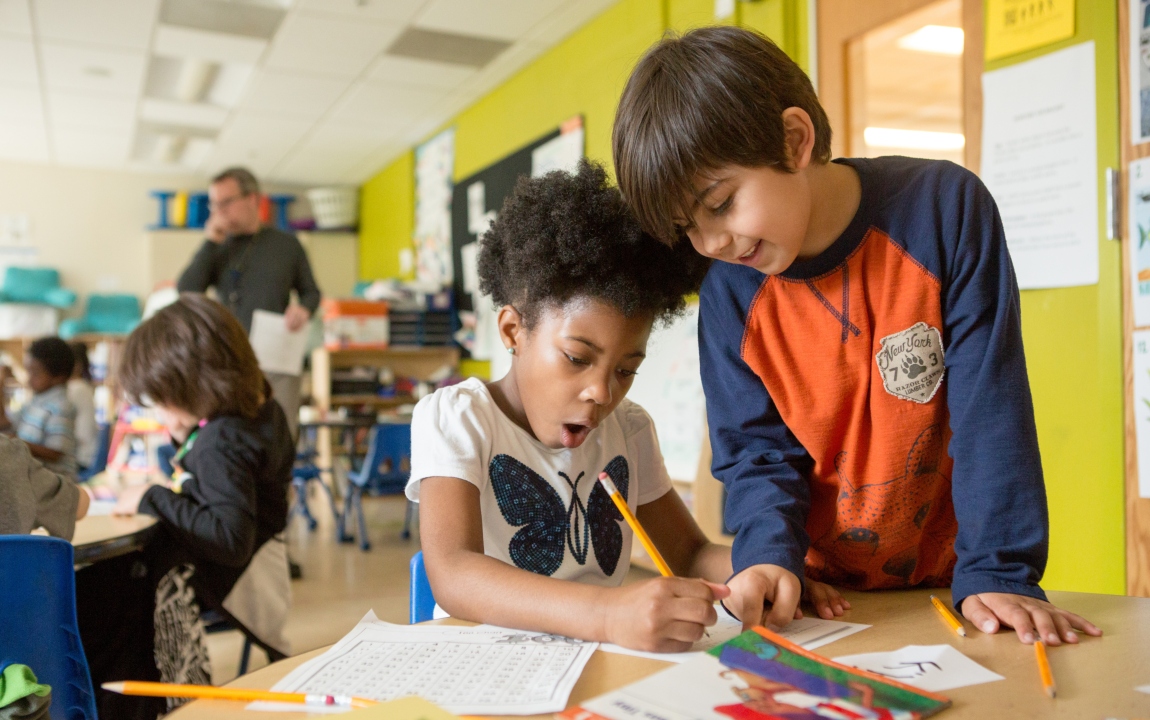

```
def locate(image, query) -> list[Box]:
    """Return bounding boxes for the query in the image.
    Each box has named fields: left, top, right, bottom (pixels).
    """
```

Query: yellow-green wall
left=985, top=0, right=1125, bottom=594
left=357, top=0, right=1126, bottom=594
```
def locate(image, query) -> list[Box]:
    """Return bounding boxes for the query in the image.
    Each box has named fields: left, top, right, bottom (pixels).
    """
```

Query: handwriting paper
left=833, top=644, right=1004, bottom=692
left=599, top=609, right=869, bottom=663
left=250, top=613, right=596, bottom=715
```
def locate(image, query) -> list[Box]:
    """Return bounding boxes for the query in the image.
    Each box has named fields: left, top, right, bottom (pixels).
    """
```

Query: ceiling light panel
left=896, top=25, right=964, bottom=56
left=140, top=97, right=229, bottom=129
left=40, top=43, right=146, bottom=96
left=160, top=0, right=285, bottom=39
left=367, top=55, right=476, bottom=90
left=295, top=0, right=426, bottom=23
left=264, top=12, right=404, bottom=77
left=153, top=25, right=268, bottom=64
left=414, top=0, right=568, bottom=42
left=241, top=70, right=352, bottom=119
left=48, top=91, right=137, bottom=130
left=205, top=62, right=253, bottom=107
left=0, top=0, right=33, bottom=35
left=386, top=27, right=510, bottom=68
left=0, top=37, right=38, bottom=85
left=34, top=0, right=159, bottom=51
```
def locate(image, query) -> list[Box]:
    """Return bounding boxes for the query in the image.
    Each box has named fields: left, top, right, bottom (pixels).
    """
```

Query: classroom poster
left=1131, top=0, right=1150, bottom=144
left=413, top=128, right=454, bottom=286
left=1134, top=330, right=1150, bottom=498
left=980, top=42, right=1099, bottom=289
left=985, top=0, right=1075, bottom=61
left=1129, top=158, right=1150, bottom=326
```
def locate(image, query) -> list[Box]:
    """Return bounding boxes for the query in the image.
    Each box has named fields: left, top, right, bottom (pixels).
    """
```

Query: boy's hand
left=112, top=483, right=151, bottom=516
left=604, top=577, right=729, bottom=653
left=804, top=578, right=850, bottom=619
left=961, top=592, right=1102, bottom=646
left=725, top=564, right=802, bottom=630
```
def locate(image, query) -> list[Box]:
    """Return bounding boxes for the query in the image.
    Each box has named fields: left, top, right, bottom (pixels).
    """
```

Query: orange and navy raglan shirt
left=700, top=156, right=1048, bottom=610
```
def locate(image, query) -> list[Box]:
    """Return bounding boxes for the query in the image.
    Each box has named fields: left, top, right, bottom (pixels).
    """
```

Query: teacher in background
left=178, top=166, right=320, bottom=439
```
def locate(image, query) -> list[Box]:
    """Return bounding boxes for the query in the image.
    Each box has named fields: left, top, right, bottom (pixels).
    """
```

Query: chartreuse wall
left=357, top=0, right=1125, bottom=594
left=984, top=0, right=1124, bottom=594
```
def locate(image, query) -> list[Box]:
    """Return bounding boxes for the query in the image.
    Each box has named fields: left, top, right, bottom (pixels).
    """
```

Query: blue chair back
left=348, top=423, right=411, bottom=493
left=85, top=294, right=142, bottom=334
left=409, top=551, right=436, bottom=624
left=0, top=536, right=98, bottom=720
left=77, top=423, right=110, bottom=482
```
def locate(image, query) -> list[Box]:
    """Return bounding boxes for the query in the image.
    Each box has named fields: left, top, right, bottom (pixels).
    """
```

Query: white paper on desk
left=980, top=41, right=1098, bottom=290
left=599, top=610, right=869, bottom=663
left=1137, top=683, right=1150, bottom=694
left=85, top=499, right=116, bottom=516
left=833, top=644, right=1004, bottom=692
left=249, top=310, right=309, bottom=376
left=249, top=611, right=597, bottom=715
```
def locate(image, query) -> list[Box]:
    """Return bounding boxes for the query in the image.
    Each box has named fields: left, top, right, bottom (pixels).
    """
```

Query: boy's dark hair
left=29, top=337, right=75, bottom=379
left=70, top=342, right=91, bottom=381
left=211, top=166, right=260, bottom=196
left=118, top=294, right=264, bottom=419
left=478, top=159, right=710, bottom=329
left=613, top=26, right=832, bottom=244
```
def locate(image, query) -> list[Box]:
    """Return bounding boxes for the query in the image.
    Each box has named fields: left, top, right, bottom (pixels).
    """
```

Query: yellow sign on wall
left=985, top=0, right=1076, bottom=61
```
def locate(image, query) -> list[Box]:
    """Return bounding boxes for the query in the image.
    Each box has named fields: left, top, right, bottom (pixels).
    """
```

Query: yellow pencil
left=598, top=472, right=673, bottom=577
left=929, top=594, right=967, bottom=637
left=1035, top=640, right=1057, bottom=698
left=101, top=681, right=377, bottom=709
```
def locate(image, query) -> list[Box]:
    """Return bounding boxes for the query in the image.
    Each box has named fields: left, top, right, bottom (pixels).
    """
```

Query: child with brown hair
left=77, top=293, right=294, bottom=720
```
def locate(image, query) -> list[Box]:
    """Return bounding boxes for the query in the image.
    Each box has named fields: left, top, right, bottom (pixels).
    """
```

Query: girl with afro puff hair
left=406, top=160, right=741, bottom=653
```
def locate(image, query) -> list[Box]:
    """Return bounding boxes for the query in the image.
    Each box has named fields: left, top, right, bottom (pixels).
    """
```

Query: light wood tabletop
left=72, top=513, right=157, bottom=564
left=167, top=588, right=1150, bottom=719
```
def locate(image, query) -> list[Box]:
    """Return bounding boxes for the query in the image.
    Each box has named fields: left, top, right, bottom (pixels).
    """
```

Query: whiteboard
left=627, top=303, right=706, bottom=482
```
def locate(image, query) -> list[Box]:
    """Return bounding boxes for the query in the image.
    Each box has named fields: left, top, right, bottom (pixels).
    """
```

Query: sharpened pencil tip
left=1045, top=687, right=1056, bottom=699
left=957, top=626, right=967, bottom=637
left=102, top=682, right=125, bottom=693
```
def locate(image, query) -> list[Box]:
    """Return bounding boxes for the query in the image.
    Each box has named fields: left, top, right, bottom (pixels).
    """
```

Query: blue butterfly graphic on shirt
left=489, top=454, right=629, bottom=577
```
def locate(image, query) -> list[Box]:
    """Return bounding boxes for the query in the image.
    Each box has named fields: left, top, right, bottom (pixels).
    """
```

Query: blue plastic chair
left=77, top=423, right=110, bottom=482
left=290, top=449, right=338, bottom=531
left=338, top=423, right=415, bottom=551
left=409, top=551, right=436, bottom=624
left=59, top=294, right=142, bottom=339
left=0, top=267, right=76, bottom=308
left=0, top=536, right=98, bottom=720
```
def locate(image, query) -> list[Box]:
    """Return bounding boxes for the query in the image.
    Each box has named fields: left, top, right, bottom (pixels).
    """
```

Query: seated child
left=75, top=294, right=294, bottom=720
left=0, top=337, right=78, bottom=478
left=67, top=342, right=99, bottom=473
left=412, top=161, right=736, bottom=653
left=0, top=434, right=89, bottom=537
left=611, top=26, right=1100, bottom=644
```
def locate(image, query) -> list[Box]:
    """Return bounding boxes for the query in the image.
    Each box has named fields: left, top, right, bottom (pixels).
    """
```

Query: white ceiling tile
left=153, top=25, right=267, bottom=64
left=47, top=90, right=135, bottom=130
left=366, top=54, right=474, bottom=91
left=241, top=69, right=351, bottom=119
left=414, top=0, right=568, bottom=42
left=51, top=126, right=131, bottom=166
left=0, top=122, right=49, bottom=161
left=272, top=122, right=394, bottom=183
left=33, top=0, right=159, bottom=51
left=206, top=62, right=254, bottom=107
left=40, top=43, right=145, bottom=96
left=523, top=0, right=617, bottom=46
left=326, top=78, right=441, bottom=129
left=0, top=0, right=32, bottom=35
left=295, top=0, right=425, bottom=24
left=0, top=84, right=42, bottom=124
left=263, top=12, right=403, bottom=77
left=204, top=111, right=314, bottom=175
left=140, top=97, right=229, bottom=129
left=0, top=36, right=37, bottom=84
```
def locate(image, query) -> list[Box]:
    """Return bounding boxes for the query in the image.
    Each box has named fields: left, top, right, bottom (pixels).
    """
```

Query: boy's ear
left=496, top=305, right=525, bottom=353
left=781, top=107, right=816, bottom=172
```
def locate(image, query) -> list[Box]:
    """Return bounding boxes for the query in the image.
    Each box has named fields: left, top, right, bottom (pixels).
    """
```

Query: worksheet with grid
left=250, top=612, right=598, bottom=715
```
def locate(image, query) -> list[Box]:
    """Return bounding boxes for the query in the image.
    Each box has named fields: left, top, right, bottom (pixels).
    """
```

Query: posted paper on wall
left=1132, top=329, right=1150, bottom=498
left=1130, top=158, right=1150, bottom=326
left=1132, top=0, right=1150, bottom=144
left=980, top=41, right=1098, bottom=289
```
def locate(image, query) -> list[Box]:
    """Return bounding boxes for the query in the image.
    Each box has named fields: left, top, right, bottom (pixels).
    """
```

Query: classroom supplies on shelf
left=323, top=299, right=390, bottom=350
left=101, top=681, right=376, bottom=709
left=562, top=627, right=951, bottom=720
left=307, top=187, right=359, bottom=230
left=252, top=611, right=596, bottom=715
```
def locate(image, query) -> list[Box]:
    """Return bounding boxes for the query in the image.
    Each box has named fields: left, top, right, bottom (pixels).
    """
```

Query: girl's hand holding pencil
left=601, top=575, right=730, bottom=653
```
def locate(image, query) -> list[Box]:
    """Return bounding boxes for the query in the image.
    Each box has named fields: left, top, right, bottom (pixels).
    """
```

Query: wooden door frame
left=816, top=0, right=984, bottom=171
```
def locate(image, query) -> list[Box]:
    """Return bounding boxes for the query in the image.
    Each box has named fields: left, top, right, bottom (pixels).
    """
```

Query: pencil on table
left=101, top=681, right=377, bottom=709
left=929, top=594, right=967, bottom=637
left=1035, top=640, right=1057, bottom=698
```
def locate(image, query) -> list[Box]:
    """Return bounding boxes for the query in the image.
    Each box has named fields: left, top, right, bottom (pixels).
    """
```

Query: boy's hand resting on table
left=961, top=592, right=1102, bottom=646
left=603, top=577, right=730, bottom=653
left=725, top=565, right=852, bottom=630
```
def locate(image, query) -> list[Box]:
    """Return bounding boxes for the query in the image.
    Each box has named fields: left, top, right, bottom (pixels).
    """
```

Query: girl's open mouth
left=560, top=423, right=592, bottom=448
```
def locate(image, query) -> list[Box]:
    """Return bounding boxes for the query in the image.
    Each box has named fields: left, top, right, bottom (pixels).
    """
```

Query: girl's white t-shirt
left=407, top=377, right=673, bottom=587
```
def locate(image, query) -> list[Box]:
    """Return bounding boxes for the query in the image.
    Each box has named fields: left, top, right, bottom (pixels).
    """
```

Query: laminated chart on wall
left=1131, top=0, right=1150, bottom=144
left=249, top=612, right=597, bottom=715
left=414, top=129, right=455, bottom=287
left=1132, top=329, right=1150, bottom=498
left=1130, top=158, right=1150, bottom=327
left=980, top=41, right=1099, bottom=289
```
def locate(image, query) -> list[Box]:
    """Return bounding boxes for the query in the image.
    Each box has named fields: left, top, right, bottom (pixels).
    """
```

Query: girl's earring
left=507, top=346, right=516, bottom=355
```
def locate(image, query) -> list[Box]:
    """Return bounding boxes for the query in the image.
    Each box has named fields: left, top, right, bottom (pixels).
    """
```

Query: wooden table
left=168, top=588, right=1150, bottom=719
left=72, top=514, right=157, bottom=565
